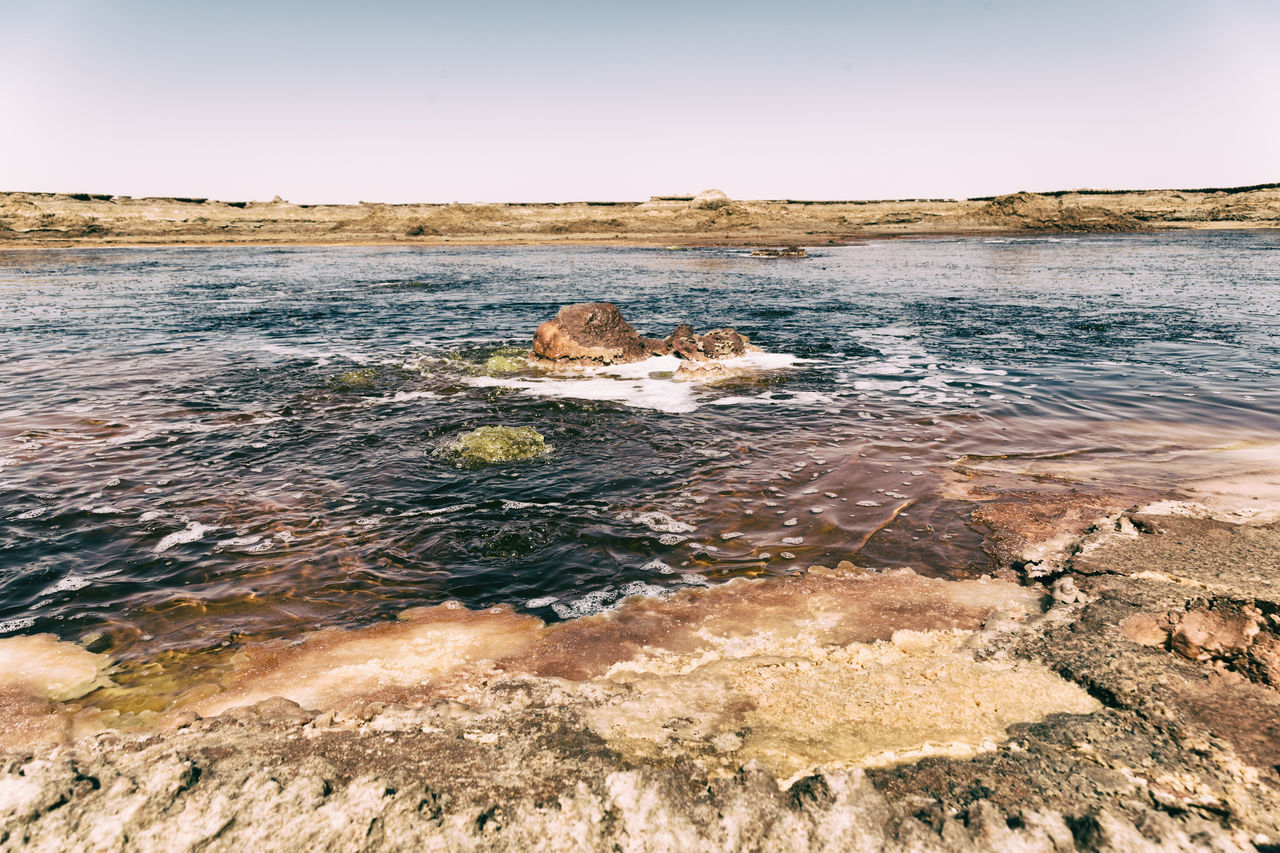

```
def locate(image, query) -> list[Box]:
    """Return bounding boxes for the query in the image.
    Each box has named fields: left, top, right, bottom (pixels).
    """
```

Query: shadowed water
left=2, top=233, right=1278, bottom=661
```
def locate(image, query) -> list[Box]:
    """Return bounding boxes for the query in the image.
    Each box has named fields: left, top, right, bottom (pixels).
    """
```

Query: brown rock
left=1169, top=602, right=1261, bottom=662
left=639, top=336, right=672, bottom=356
left=700, top=328, right=749, bottom=359
left=1245, top=632, right=1280, bottom=687
left=531, top=302, right=647, bottom=364
left=664, top=325, right=753, bottom=362
left=530, top=303, right=754, bottom=367
left=666, top=324, right=706, bottom=361
left=1120, top=613, right=1169, bottom=647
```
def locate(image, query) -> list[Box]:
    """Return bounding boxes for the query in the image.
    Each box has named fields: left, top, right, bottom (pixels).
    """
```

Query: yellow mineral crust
left=584, top=627, right=1098, bottom=780
left=0, top=633, right=112, bottom=702
left=157, top=568, right=1100, bottom=775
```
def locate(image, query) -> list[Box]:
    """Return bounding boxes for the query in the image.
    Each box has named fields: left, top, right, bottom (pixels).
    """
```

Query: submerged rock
left=751, top=245, right=807, bottom=258
left=481, top=347, right=529, bottom=375
left=530, top=302, right=755, bottom=367
left=448, top=426, right=551, bottom=464
left=328, top=367, right=378, bottom=388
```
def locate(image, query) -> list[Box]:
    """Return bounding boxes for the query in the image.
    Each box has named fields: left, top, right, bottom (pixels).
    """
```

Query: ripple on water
left=0, top=237, right=1278, bottom=660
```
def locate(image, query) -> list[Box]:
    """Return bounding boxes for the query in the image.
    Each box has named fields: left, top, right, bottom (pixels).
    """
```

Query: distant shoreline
left=2, top=185, right=1278, bottom=249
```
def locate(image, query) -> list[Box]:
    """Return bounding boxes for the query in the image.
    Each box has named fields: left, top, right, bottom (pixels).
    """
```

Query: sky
left=4, top=0, right=1278, bottom=203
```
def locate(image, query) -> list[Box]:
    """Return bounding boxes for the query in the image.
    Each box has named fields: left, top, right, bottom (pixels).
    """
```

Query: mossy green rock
left=329, top=367, right=378, bottom=388
left=449, top=426, right=551, bottom=464
left=482, top=348, right=528, bottom=375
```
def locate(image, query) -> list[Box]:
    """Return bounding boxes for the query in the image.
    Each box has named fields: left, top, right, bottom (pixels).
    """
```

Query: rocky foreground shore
left=2, top=185, right=1278, bottom=248
left=4, top=500, right=1280, bottom=851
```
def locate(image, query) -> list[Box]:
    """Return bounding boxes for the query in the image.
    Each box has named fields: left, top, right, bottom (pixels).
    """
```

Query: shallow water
left=2, top=234, right=1279, bottom=661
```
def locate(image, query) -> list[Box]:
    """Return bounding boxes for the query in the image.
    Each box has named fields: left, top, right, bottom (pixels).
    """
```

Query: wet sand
left=3, top=185, right=1280, bottom=248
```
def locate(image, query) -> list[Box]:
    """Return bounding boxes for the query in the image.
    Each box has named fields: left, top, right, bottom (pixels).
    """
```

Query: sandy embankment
left=1, top=184, right=1279, bottom=248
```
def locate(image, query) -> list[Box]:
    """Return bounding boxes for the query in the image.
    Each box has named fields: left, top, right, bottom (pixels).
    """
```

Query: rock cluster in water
left=531, top=302, right=754, bottom=367
left=750, top=245, right=808, bottom=258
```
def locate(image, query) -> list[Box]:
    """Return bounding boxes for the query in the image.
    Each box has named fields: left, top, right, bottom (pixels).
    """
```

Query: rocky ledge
left=531, top=302, right=755, bottom=368
left=4, top=505, right=1280, bottom=851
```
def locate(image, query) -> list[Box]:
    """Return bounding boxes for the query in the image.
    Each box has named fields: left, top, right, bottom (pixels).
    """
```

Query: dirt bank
left=2, top=185, right=1278, bottom=249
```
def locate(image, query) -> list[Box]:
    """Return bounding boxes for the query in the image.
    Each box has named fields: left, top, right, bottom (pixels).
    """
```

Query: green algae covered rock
left=449, top=426, right=551, bottom=465
left=482, top=347, right=529, bottom=375
left=328, top=367, right=378, bottom=388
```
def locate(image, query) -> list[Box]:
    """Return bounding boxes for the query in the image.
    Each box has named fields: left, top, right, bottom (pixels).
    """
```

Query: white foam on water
left=423, top=503, right=477, bottom=516
left=154, top=521, right=216, bottom=554
left=102, top=429, right=156, bottom=446
left=367, top=390, right=441, bottom=405
left=45, top=575, right=92, bottom=594
left=471, top=374, right=697, bottom=414
left=217, top=535, right=263, bottom=551
left=551, top=589, right=618, bottom=619
left=620, top=581, right=667, bottom=598
left=708, top=390, right=842, bottom=408
left=835, top=326, right=1018, bottom=407
left=14, top=507, right=47, bottom=520
left=550, top=580, right=671, bottom=620
left=468, top=351, right=799, bottom=413
left=260, top=342, right=372, bottom=366
left=629, top=511, right=696, bottom=534
left=525, top=596, right=558, bottom=609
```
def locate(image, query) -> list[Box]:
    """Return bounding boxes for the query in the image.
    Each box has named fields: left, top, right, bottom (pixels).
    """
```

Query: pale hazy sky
left=5, top=0, right=1278, bottom=203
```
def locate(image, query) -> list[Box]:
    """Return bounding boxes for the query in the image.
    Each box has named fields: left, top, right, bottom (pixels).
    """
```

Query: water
left=2, top=233, right=1279, bottom=663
